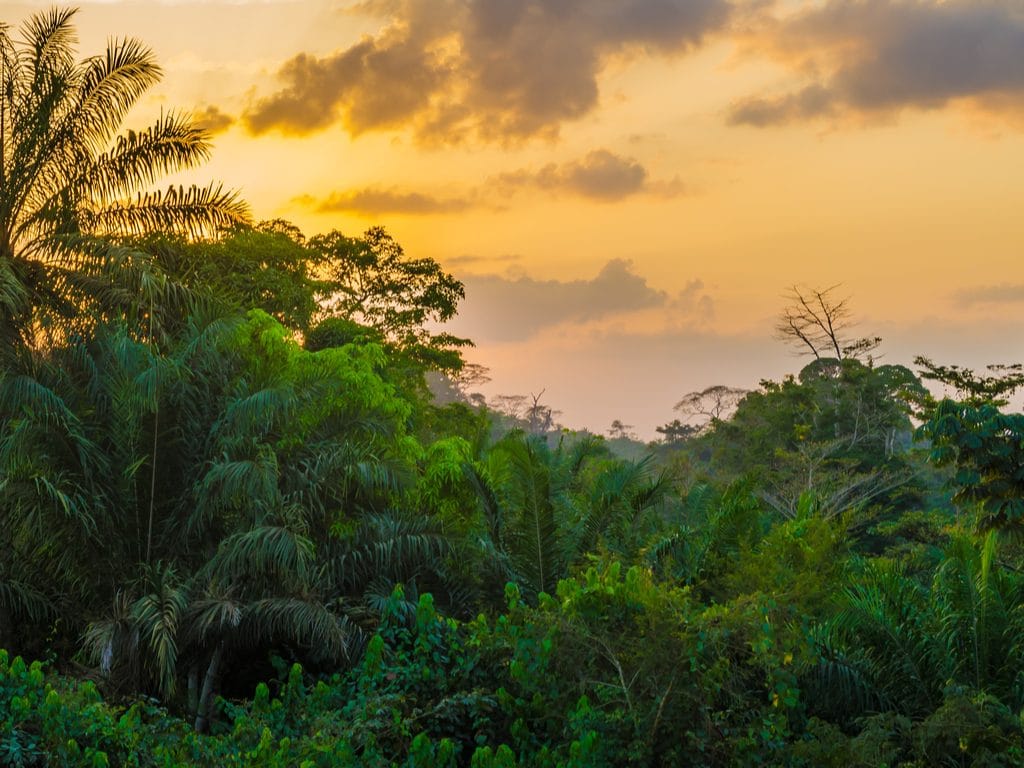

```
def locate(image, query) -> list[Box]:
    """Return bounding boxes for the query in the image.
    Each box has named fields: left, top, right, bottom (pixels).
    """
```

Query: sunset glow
left=7, top=0, right=1023, bottom=437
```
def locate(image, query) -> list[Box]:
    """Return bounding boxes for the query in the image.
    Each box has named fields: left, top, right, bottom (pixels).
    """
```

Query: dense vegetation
left=4, top=9, right=1024, bottom=767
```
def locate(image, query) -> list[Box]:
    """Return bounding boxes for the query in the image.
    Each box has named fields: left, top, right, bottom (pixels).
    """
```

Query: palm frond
left=83, top=112, right=210, bottom=203
left=130, top=563, right=188, bottom=697
left=0, top=573, right=52, bottom=624
left=241, top=596, right=350, bottom=662
left=205, top=525, right=315, bottom=586
left=334, top=511, right=453, bottom=592
left=84, top=183, right=249, bottom=239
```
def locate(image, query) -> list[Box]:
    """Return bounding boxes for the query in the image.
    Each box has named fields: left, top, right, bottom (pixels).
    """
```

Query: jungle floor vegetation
left=3, top=8, right=1024, bottom=768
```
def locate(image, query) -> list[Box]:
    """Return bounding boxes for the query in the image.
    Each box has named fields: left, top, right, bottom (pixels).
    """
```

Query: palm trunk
left=194, top=641, right=224, bottom=733
left=0, top=601, right=11, bottom=650
left=146, top=406, right=159, bottom=564
left=187, top=664, right=199, bottom=721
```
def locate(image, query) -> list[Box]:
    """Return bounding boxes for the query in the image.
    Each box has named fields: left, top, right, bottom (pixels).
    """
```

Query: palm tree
left=466, top=433, right=666, bottom=598
left=0, top=8, right=248, bottom=347
left=805, top=532, right=1024, bottom=721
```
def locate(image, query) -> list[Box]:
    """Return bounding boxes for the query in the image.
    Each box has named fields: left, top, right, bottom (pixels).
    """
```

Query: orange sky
left=5, top=0, right=1024, bottom=438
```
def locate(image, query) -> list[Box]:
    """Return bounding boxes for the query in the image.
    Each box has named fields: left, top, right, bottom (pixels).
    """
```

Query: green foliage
left=139, top=224, right=320, bottom=332
left=2, top=15, right=1022, bottom=760
left=918, top=398, right=1024, bottom=531
left=310, top=226, right=471, bottom=374
left=689, top=359, right=926, bottom=527
left=805, top=532, right=1024, bottom=724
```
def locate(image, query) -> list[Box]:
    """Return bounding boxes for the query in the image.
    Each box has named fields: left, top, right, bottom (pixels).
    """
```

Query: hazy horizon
left=4, top=0, right=1023, bottom=438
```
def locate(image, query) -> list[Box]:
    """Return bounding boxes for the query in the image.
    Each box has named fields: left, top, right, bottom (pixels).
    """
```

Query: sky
left=4, top=0, right=1024, bottom=438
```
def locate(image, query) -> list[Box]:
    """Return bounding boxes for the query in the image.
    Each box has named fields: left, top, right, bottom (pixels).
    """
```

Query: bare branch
left=775, top=284, right=879, bottom=362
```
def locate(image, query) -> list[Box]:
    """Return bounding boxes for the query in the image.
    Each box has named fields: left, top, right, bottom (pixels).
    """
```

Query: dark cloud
left=243, top=0, right=732, bottom=143
left=497, top=150, right=645, bottom=200
left=953, top=284, right=1024, bottom=306
left=727, top=84, right=835, bottom=127
left=729, top=1, right=1024, bottom=127
left=447, top=259, right=671, bottom=342
left=306, top=187, right=475, bottom=215
left=496, top=149, right=683, bottom=201
left=303, top=149, right=681, bottom=214
left=193, top=104, right=235, bottom=134
left=244, top=35, right=452, bottom=136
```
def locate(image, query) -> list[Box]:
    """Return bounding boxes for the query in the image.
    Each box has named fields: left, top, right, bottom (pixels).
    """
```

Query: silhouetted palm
left=0, top=8, right=248, bottom=346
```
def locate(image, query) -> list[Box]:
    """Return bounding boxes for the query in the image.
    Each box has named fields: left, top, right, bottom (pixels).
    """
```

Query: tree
left=608, top=419, right=635, bottom=440
left=914, top=356, right=1024, bottom=408
left=698, top=359, right=924, bottom=521
left=808, top=533, right=1024, bottom=721
left=524, top=390, right=559, bottom=435
left=0, top=8, right=248, bottom=347
left=489, top=390, right=562, bottom=436
left=464, top=433, right=666, bottom=599
left=914, top=358, right=1024, bottom=532
left=654, top=419, right=699, bottom=444
left=775, top=285, right=880, bottom=362
left=140, top=221, right=319, bottom=332
left=673, top=385, right=748, bottom=433
left=309, top=227, right=470, bottom=373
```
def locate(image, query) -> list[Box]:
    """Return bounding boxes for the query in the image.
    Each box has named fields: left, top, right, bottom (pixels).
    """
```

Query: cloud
left=952, top=284, right=1024, bottom=306
left=672, top=278, right=715, bottom=322
left=497, top=149, right=660, bottom=201
left=243, top=0, right=732, bottom=143
left=300, top=148, right=683, bottom=215
left=193, top=104, right=235, bottom=134
left=244, top=34, right=452, bottom=136
left=727, top=84, right=835, bottom=127
left=494, top=148, right=685, bottom=202
left=302, top=187, right=476, bottom=215
left=729, top=0, right=1024, bottom=127
left=446, top=253, right=523, bottom=267
left=448, top=259, right=671, bottom=342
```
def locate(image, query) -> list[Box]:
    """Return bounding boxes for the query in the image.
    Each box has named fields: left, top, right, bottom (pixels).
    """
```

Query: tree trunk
left=0, top=601, right=11, bottom=651
left=194, top=642, right=224, bottom=733
left=187, top=664, right=199, bottom=721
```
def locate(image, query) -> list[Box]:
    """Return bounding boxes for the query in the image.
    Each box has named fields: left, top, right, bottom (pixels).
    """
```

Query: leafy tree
left=915, top=357, right=1024, bottom=532
left=646, top=482, right=765, bottom=590
left=918, top=399, right=1024, bottom=532
left=699, top=359, right=924, bottom=521
left=465, top=433, right=666, bottom=599
left=607, top=419, right=635, bottom=440
left=139, top=221, right=320, bottom=332
left=310, top=226, right=470, bottom=373
left=0, top=8, right=247, bottom=347
left=915, top=356, right=1024, bottom=408
left=654, top=418, right=699, bottom=444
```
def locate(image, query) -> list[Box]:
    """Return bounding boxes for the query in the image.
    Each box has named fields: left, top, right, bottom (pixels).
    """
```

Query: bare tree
left=525, top=390, right=559, bottom=435
left=775, top=285, right=881, bottom=361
